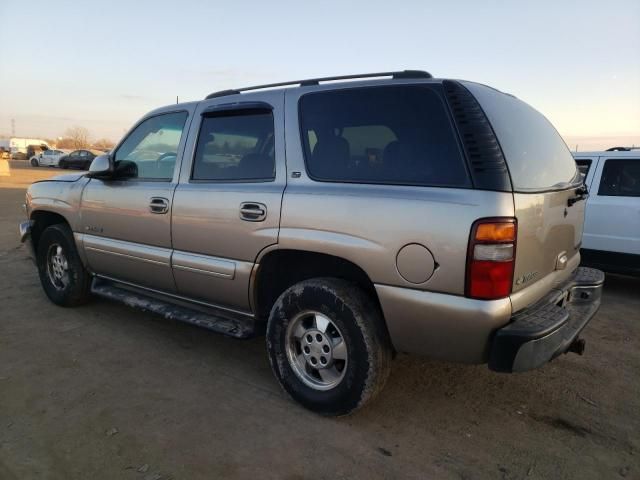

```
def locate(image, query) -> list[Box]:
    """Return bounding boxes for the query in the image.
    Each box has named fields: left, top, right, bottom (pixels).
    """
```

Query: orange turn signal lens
left=475, top=222, right=516, bottom=242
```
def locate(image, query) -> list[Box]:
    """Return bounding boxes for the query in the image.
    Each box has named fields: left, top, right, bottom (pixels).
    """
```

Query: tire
left=36, top=224, right=92, bottom=307
left=60, top=161, right=68, bottom=169
left=31, top=158, right=39, bottom=167
left=267, top=278, right=392, bottom=416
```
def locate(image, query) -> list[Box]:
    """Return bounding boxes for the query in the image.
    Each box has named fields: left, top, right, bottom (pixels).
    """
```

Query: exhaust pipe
left=567, top=338, right=586, bottom=356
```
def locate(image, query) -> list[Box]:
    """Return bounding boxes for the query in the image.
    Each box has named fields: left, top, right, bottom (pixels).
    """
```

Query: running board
left=91, top=278, right=256, bottom=339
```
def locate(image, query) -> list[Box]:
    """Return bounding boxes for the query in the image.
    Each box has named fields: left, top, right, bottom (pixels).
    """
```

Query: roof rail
left=204, top=70, right=432, bottom=99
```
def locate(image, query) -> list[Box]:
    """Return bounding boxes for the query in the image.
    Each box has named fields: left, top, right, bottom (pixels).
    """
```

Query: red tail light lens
left=466, top=218, right=517, bottom=300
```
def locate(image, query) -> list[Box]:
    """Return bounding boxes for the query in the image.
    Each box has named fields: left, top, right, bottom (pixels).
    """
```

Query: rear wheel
left=266, top=278, right=392, bottom=416
left=59, top=161, right=68, bottom=169
left=36, top=224, right=91, bottom=306
left=30, top=158, right=39, bottom=167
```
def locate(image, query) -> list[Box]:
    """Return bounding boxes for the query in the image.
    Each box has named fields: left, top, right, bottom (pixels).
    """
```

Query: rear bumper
left=489, top=267, right=605, bottom=373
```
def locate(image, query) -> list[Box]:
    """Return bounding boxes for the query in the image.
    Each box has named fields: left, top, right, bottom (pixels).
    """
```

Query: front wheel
left=267, top=278, right=392, bottom=416
left=36, top=224, right=92, bottom=306
left=31, top=158, right=39, bottom=167
left=59, top=161, right=68, bottom=169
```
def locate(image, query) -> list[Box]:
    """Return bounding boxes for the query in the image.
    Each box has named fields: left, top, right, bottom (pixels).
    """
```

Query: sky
left=1, top=0, right=639, bottom=151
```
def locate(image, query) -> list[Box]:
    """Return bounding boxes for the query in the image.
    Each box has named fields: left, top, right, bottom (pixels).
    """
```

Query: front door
left=584, top=157, right=640, bottom=255
left=171, top=92, right=286, bottom=312
left=79, top=109, right=193, bottom=292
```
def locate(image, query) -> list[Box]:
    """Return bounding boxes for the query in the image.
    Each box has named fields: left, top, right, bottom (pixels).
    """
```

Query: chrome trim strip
left=94, top=274, right=254, bottom=318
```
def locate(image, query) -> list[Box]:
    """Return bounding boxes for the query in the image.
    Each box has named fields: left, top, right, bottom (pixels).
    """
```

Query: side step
left=91, top=277, right=256, bottom=339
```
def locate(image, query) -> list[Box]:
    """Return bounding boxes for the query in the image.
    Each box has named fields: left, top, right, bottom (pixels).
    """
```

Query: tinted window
left=598, top=160, right=640, bottom=197
left=299, top=86, right=470, bottom=187
left=464, top=82, right=578, bottom=191
left=115, top=111, right=188, bottom=180
left=192, top=110, right=275, bottom=181
left=576, top=159, right=592, bottom=179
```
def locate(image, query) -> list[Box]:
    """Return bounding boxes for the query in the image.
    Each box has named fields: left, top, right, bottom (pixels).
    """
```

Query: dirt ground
left=1, top=161, right=639, bottom=480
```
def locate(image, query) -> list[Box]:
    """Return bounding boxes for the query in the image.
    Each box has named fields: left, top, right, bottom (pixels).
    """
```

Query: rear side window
left=464, top=82, right=578, bottom=191
left=192, top=110, right=275, bottom=182
left=598, top=159, right=640, bottom=197
left=299, top=86, right=470, bottom=187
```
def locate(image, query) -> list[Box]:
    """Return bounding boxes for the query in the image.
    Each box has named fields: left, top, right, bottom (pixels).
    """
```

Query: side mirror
left=87, top=154, right=113, bottom=178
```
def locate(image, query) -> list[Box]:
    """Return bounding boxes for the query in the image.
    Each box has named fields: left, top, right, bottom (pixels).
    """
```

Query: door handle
left=149, top=197, right=169, bottom=214
left=239, top=202, right=267, bottom=222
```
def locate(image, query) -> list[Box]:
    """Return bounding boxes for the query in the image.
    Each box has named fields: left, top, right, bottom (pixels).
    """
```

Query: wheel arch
left=30, top=209, right=73, bottom=253
left=252, top=248, right=387, bottom=328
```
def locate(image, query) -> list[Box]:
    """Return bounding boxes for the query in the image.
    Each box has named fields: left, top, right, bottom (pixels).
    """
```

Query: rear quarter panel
left=282, top=86, right=514, bottom=294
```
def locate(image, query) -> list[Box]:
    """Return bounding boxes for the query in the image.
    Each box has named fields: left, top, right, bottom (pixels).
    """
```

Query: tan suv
left=20, top=71, right=604, bottom=415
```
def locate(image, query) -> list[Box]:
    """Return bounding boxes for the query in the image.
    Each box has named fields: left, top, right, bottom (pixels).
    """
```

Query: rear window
left=299, top=86, right=470, bottom=187
left=464, top=82, right=578, bottom=192
left=192, top=111, right=275, bottom=182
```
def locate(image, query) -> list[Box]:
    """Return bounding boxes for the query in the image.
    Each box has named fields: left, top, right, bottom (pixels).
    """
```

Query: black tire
left=267, top=278, right=392, bottom=416
left=31, top=158, right=39, bottom=167
left=60, top=161, right=68, bottom=169
left=36, top=224, right=92, bottom=307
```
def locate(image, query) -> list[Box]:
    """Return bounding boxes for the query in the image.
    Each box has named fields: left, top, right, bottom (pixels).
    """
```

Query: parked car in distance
left=30, top=149, right=70, bottom=167
left=58, top=149, right=103, bottom=170
left=574, top=149, right=640, bottom=276
left=20, top=70, right=604, bottom=415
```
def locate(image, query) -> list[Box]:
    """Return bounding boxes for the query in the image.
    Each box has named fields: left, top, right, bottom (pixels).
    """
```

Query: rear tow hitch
left=567, top=338, right=586, bottom=356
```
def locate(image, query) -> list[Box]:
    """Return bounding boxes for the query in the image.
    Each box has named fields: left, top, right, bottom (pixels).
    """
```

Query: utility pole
left=176, top=96, right=179, bottom=104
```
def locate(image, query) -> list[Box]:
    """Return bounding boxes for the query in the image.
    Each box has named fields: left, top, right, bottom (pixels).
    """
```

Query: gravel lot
left=1, top=161, right=639, bottom=479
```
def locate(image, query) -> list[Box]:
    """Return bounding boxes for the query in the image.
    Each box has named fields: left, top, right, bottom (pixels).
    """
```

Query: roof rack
left=205, top=70, right=432, bottom=99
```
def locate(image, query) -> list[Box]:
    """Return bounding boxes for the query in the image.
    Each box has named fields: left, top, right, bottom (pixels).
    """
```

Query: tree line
left=49, top=126, right=115, bottom=151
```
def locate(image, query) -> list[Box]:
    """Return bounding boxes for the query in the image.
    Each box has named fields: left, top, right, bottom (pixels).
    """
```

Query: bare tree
left=64, top=126, right=91, bottom=149
left=92, top=138, right=116, bottom=151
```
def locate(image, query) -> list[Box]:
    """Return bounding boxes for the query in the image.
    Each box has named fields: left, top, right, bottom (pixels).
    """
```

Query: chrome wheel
left=285, top=311, right=348, bottom=391
left=46, top=244, right=69, bottom=290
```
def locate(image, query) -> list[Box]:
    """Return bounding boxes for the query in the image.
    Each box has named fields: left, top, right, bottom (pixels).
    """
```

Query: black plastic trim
left=202, top=101, right=273, bottom=116
left=580, top=248, right=640, bottom=277
left=442, top=80, right=512, bottom=192
left=489, top=267, right=604, bottom=372
left=204, top=70, right=433, bottom=99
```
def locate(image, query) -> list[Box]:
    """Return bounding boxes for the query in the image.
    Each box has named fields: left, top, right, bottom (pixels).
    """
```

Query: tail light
left=466, top=218, right=517, bottom=300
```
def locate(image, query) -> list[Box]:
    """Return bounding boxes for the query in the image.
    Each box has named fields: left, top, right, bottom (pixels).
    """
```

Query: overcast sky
left=1, top=0, right=639, bottom=150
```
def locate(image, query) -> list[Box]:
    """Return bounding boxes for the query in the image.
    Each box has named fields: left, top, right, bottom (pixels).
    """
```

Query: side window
left=79, top=151, right=88, bottom=157
left=114, top=111, right=189, bottom=180
left=299, top=86, right=470, bottom=187
left=192, top=110, right=275, bottom=182
left=575, top=159, right=592, bottom=179
left=598, top=159, right=640, bottom=197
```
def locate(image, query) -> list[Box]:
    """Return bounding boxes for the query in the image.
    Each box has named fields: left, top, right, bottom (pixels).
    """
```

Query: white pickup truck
left=574, top=149, right=640, bottom=276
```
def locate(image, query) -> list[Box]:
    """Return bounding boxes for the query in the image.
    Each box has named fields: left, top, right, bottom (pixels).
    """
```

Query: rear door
left=171, top=91, right=285, bottom=312
left=464, top=82, right=585, bottom=309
